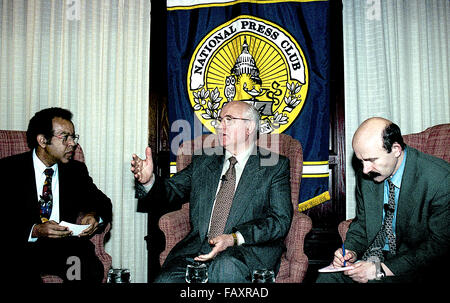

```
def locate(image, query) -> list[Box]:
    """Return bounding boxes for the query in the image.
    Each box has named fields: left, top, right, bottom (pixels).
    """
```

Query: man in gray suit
left=317, top=117, right=450, bottom=283
left=131, top=101, right=293, bottom=282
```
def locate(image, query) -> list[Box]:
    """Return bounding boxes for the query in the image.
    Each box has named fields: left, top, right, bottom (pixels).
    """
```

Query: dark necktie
left=39, top=168, right=54, bottom=223
left=208, top=156, right=238, bottom=240
left=362, top=179, right=397, bottom=261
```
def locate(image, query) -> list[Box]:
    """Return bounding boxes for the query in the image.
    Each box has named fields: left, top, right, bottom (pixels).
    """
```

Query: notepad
left=59, top=221, right=90, bottom=236
left=318, top=264, right=354, bottom=273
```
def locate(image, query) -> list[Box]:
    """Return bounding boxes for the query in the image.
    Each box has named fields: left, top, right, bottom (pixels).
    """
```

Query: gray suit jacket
left=140, top=147, right=293, bottom=272
left=345, top=146, right=450, bottom=281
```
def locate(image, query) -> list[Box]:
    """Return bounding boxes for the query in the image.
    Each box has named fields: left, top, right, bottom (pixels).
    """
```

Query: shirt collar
left=388, top=147, right=407, bottom=188
left=224, top=143, right=255, bottom=167
left=33, top=149, right=58, bottom=176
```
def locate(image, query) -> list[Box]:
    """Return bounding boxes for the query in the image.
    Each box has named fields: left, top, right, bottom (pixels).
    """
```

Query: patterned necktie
left=39, top=168, right=54, bottom=223
left=362, top=179, right=397, bottom=261
left=208, top=156, right=238, bottom=240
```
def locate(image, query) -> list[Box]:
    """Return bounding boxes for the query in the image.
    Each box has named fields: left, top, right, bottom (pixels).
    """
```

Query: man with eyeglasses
left=131, top=101, right=292, bottom=282
left=0, top=107, right=112, bottom=283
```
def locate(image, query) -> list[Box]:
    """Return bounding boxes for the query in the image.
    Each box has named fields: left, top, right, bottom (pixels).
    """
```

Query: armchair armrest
left=338, top=219, right=353, bottom=243
left=76, top=215, right=112, bottom=283
left=276, top=212, right=312, bottom=283
left=92, top=223, right=112, bottom=282
left=284, top=212, right=312, bottom=261
left=158, top=206, right=191, bottom=265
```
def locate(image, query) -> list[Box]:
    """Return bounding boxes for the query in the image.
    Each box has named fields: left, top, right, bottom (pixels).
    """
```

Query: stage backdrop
left=166, top=0, right=330, bottom=211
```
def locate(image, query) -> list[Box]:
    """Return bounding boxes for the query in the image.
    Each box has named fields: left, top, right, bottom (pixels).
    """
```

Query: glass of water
left=252, top=269, right=275, bottom=283
left=185, top=261, right=208, bottom=283
left=107, top=268, right=131, bottom=283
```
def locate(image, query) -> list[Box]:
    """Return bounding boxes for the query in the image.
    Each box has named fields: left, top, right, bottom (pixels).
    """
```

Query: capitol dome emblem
left=187, top=15, right=309, bottom=134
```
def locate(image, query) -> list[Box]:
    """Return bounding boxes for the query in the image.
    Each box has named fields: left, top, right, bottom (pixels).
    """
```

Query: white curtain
left=343, top=0, right=450, bottom=218
left=0, top=0, right=151, bottom=282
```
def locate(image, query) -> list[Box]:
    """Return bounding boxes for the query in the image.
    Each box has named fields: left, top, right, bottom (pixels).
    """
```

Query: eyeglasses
left=53, top=133, right=80, bottom=145
left=215, top=115, right=250, bottom=127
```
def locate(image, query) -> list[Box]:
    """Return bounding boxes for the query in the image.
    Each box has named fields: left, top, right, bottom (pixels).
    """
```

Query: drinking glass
left=251, top=269, right=275, bottom=283
left=107, top=268, right=131, bottom=283
left=185, top=261, right=208, bottom=283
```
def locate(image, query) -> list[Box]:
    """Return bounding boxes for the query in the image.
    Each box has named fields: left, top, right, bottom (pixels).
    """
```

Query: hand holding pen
left=333, top=244, right=357, bottom=268
left=342, top=244, right=346, bottom=266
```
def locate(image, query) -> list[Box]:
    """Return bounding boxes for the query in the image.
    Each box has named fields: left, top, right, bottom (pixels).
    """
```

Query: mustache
left=366, top=171, right=381, bottom=179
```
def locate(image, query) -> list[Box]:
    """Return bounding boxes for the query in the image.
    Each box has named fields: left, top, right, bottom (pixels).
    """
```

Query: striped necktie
left=362, top=179, right=397, bottom=261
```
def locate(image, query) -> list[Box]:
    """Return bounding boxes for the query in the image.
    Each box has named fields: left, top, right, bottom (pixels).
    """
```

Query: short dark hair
left=382, top=122, right=406, bottom=153
left=26, top=107, right=73, bottom=149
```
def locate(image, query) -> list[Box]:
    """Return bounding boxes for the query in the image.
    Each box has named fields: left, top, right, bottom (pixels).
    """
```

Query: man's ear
left=37, top=134, right=48, bottom=148
left=246, top=121, right=257, bottom=136
left=391, top=142, right=402, bottom=157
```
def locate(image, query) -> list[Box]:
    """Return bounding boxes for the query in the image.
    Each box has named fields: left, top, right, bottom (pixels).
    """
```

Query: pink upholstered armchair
left=0, top=130, right=112, bottom=283
left=158, top=133, right=313, bottom=283
left=338, top=123, right=450, bottom=242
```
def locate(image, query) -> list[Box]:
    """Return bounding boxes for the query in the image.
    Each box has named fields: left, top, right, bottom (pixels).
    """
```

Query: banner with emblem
left=166, top=0, right=330, bottom=211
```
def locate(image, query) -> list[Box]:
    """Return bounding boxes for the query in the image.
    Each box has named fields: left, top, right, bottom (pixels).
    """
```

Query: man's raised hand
left=131, top=146, right=154, bottom=185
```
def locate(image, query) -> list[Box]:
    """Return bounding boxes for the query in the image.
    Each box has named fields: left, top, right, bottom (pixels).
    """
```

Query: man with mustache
left=0, top=107, right=112, bottom=283
left=317, top=117, right=449, bottom=283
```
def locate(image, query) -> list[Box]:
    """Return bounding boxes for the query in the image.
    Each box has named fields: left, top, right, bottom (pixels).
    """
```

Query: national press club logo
left=187, top=15, right=309, bottom=134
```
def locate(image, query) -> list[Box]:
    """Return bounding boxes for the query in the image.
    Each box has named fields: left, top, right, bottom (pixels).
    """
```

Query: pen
left=342, top=243, right=346, bottom=267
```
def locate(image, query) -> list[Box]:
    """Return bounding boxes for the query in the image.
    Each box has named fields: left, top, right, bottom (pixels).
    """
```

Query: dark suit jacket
left=0, top=151, right=113, bottom=245
left=140, top=147, right=293, bottom=272
left=345, top=146, right=450, bottom=281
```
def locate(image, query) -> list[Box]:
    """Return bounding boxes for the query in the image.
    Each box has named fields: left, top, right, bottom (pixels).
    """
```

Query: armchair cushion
left=402, top=123, right=449, bottom=162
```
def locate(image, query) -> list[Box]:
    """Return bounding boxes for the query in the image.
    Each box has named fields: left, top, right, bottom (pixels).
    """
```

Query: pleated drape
left=343, top=0, right=449, bottom=217
left=0, top=0, right=151, bottom=282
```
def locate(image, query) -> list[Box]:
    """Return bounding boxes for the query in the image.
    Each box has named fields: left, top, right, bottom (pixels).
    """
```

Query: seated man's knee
left=208, top=253, right=249, bottom=283
left=316, top=272, right=352, bottom=283
left=154, top=256, right=188, bottom=283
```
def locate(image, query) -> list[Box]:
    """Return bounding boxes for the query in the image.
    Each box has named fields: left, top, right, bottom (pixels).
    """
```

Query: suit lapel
left=58, top=163, right=67, bottom=220
left=395, top=147, right=418, bottom=245
left=198, top=154, right=224, bottom=240
left=224, top=150, right=264, bottom=232
left=366, top=179, right=384, bottom=242
left=24, top=152, right=39, bottom=215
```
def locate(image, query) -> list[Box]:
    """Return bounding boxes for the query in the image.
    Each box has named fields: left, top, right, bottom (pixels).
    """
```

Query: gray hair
left=245, top=104, right=260, bottom=125
left=242, top=102, right=260, bottom=140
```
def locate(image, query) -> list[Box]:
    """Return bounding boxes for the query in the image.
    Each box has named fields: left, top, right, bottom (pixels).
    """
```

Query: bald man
left=131, top=101, right=292, bottom=282
left=317, top=117, right=450, bottom=283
